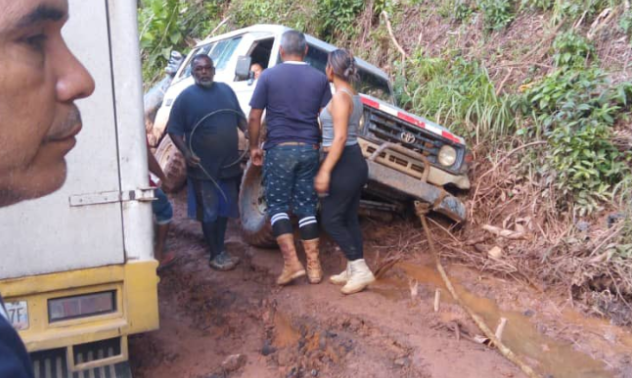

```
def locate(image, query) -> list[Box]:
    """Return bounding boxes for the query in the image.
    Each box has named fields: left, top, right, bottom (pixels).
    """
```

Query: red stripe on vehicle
left=442, top=131, right=461, bottom=144
left=360, top=97, right=380, bottom=109
left=398, top=112, right=425, bottom=129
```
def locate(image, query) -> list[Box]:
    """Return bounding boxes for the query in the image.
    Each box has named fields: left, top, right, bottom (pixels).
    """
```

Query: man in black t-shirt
left=248, top=30, right=332, bottom=286
left=168, top=55, right=247, bottom=271
left=0, top=1, right=96, bottom=376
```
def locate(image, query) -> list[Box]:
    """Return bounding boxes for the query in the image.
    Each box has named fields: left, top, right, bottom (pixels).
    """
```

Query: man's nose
left=54, top=39, right=96, bottom=103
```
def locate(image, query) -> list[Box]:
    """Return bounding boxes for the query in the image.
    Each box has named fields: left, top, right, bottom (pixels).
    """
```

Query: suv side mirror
left=235, top=56, right=252, bottom=81
left=165, top=51, right=184, bottom=77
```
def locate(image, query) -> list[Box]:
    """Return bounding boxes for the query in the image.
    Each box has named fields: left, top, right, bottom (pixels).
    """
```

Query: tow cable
left=186, top=109, right=250, bottom=202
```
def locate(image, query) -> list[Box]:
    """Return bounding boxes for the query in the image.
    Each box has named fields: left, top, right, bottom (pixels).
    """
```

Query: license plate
left=6, top=301, right=29, bottom=331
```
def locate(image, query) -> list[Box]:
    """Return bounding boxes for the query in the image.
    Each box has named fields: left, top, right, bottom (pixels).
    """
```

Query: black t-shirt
left=0, top=298, right=33, bottom=378
left=167, top=83, right=245, bottom=180
left=249, top=62, right=332, bottom=149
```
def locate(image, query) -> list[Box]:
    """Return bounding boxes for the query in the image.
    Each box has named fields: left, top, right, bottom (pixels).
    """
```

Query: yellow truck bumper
left=0, top=260, right=159, bottom=352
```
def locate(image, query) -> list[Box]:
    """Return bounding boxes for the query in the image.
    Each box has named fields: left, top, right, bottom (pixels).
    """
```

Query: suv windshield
left=305, top=44, right=393, bottom=104
left=176, top=36, right=243, bottom=81
left=357, top=69, right=392, bottom=104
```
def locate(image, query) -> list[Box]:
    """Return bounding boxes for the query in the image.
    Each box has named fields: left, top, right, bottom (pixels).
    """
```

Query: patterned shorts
left=263, top=145, right=319, bottom=218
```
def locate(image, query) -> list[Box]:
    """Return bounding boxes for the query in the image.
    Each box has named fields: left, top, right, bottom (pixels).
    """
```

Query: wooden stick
left=495, top=317, right=508, bottom=343
left=415, top=203, right=542, bottom=378
left=381, top=11, right=409, bottom=59
left=434, top=289, right=441, bottom=312
left=205, top=16, right=232, bottom=39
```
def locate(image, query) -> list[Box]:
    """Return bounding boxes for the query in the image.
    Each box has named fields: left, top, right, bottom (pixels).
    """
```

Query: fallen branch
left=495, top=68, right=514, bottom=96
left=205, top=16, right=232, bottom=39
left=381, top=11, right=409, bottom=59
left=415, top=202, right=542, bottom=378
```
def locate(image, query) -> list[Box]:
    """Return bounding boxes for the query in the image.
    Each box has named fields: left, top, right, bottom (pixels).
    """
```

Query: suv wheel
left=239, top=162, right=276, bottom=248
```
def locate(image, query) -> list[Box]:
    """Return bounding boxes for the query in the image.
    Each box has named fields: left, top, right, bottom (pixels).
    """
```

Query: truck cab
left=0, top=2, right=159, bottom=377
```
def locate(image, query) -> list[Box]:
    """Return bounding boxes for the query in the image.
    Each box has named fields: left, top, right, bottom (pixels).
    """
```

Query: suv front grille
left=361, top=109, right=464, bottom=173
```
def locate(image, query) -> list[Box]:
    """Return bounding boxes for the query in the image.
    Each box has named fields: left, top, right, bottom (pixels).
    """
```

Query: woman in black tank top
left=315, top=49, right=375, bottom=295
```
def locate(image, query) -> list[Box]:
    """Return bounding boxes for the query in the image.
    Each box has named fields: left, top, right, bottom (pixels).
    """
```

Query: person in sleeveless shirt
left=315, top=49, right=376, bottom=294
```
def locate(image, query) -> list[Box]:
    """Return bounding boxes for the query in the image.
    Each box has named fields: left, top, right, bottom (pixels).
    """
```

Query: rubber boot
left=302, top=238, right=322, bottom=284
left=276, top=234, right=306, bottom=285
left=329, top=263, right=350, bottom=285
left=341, top=259, right=375, bottom=295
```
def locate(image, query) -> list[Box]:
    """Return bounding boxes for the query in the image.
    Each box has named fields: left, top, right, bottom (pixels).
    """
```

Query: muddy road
left=129, top=193, right=632, bottom=378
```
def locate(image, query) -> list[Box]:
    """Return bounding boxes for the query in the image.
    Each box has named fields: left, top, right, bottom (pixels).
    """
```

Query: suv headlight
left=438, top=145, right=457, bottom=167
left=358, top=113, right=366, bottom=130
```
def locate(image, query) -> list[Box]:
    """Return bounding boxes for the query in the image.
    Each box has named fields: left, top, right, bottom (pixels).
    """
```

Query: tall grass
left=395, top=52, right=517, bottom=146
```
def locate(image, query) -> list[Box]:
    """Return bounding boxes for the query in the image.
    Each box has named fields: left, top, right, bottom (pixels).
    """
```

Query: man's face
left=192, top=58, right=215, bottom=88
left=0, top=0, right=95, bottom=207
left=251, top=64, right=263, bottom=80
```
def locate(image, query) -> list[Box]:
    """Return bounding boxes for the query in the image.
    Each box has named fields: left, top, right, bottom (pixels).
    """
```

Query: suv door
left=231, top=33, right=277, bottom=116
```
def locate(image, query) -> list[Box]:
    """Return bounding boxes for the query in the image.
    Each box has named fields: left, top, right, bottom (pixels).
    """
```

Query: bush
left=551, top=31, right=595, bottom=69
left=479, top=0, right=515, bottom=30
left=138, top=0, right=223, bottom=82
left=521, top=68, right=631, bottom=214
left=316, top=0, right=366, bottom=40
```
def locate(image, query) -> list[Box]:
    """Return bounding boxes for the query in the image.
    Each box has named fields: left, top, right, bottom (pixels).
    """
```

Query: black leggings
left=321, top=144, right=368, bottom=261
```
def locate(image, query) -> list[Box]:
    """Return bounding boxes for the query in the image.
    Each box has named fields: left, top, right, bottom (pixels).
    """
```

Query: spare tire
left=239, top=162, right=276, bottom=248
left=155, top=135, right=187, bottom=193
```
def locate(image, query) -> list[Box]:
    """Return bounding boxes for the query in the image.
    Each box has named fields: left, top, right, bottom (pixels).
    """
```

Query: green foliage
left=479, top=0, right=515, bottom=30
left=551, top=31, right=595, bottom=69
left=316, top=0, right=366, bottom=40
left=548, top=123, right=626, bottom=215
left=229, top=0, right=315, bottom=31
left=520, top=68, right=631, bottom=214
left=439, top=0, right=475, bottom=21
left=551, top=0, right=615, bottom=25
left=520, top=0, right=553, bottom=11
left=138, top=0, right=222, bottom=82
left=619, top=10, right=632, bottom=42
left=395, top=51, right=516, bottom=144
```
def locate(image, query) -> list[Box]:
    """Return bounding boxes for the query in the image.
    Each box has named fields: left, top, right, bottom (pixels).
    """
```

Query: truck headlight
left=438, top=145, right=457, bottom=167
left=48, top=291, right=116, bottom=322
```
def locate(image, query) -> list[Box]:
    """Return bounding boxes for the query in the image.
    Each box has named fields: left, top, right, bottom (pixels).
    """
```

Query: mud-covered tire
left=239, top=162, right=276, bottom=248
left=155, top=135, right=187, bottom=193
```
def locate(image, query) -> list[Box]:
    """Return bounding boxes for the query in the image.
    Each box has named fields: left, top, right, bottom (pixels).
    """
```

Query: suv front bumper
left=358, top=139, right=467, bottom=222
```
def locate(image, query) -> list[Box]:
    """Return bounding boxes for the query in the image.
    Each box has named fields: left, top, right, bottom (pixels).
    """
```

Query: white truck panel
left=0, top=0, right=153, bottom=279
left=107, top=1, right=154, bottom=262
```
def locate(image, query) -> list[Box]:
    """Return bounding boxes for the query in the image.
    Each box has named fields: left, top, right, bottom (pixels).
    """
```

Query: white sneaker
left=329, top=263, right=350, bottom=285
left=341, top=259, right=375, bottom=295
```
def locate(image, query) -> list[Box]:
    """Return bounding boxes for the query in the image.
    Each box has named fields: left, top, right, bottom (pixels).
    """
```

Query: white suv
left=148, top=24, right=470, bottom=246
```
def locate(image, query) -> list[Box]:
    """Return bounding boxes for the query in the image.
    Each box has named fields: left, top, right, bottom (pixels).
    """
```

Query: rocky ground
left=128, top=192, right=632, bottom=378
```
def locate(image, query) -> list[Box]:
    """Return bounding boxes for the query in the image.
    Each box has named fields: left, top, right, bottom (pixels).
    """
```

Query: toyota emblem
left=400, top=131, right=416, bottom=144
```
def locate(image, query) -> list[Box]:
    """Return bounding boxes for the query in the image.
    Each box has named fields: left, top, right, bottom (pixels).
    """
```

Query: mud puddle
left=373, top=262, right=632, bottom=378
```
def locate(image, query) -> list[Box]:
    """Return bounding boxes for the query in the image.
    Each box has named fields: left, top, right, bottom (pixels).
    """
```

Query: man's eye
left=24, top=34, right=47, bottom=50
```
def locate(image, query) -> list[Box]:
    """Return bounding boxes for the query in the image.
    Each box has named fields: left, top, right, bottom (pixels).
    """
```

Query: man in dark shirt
left=0, top=0, right=95, bottom=376
left=168, top=55, right=246, bottom=271
left=249, top=30, right=332, bottom=286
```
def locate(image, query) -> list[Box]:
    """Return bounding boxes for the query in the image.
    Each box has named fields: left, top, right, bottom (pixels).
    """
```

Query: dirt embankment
left=129, top=193, right=632, bottom=378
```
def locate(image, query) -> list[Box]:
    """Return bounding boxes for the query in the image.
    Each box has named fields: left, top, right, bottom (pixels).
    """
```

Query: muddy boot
left=210, top=251, right=239, bottom=271
left=277, top=234, right=306, bottom=285
left=302, top=238, right=322, bottom=284
left=341, top=259, right=375, bottom=295
left=329, top=263, right=350, bottom=285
